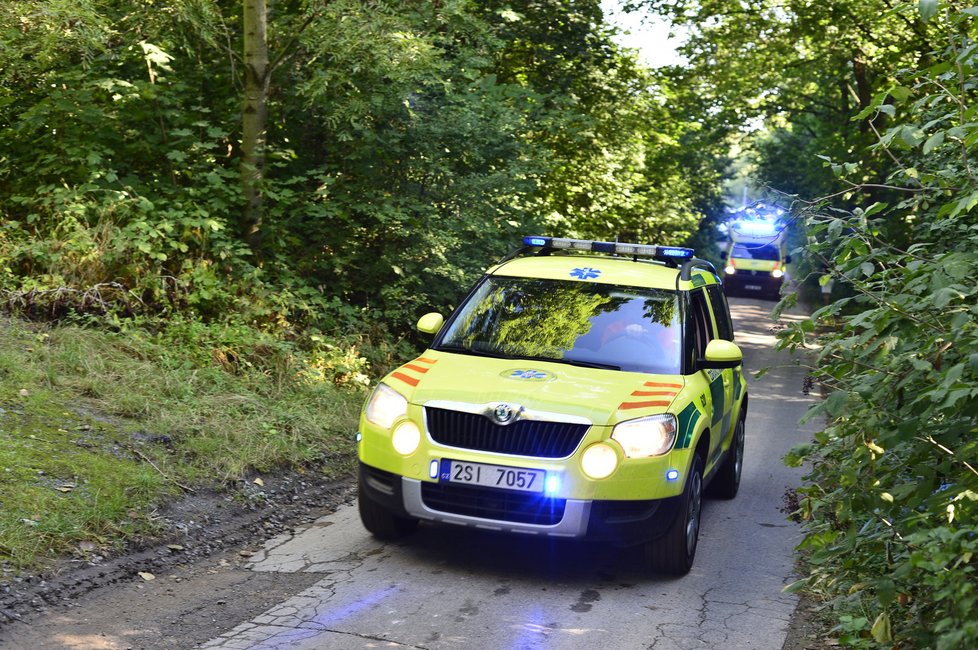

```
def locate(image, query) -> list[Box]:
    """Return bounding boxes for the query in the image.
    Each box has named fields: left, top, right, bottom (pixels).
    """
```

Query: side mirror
left=719, top=250, right=728, bottom=261
left=417, top=312, right=445, bottom=335
left=699, top=339, right=743, bottom=370
left=784, top=254, right=792, bottom=264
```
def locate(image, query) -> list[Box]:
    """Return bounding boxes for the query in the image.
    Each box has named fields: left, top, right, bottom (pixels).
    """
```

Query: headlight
left=391, top=421, right=422, bottom=455
left=581, top=443, right=619, bottom=479
left=611, top=414, right=677, bottom=458
left=364, top=383, right=408, bottom=429
left=724, top=265, right=736, bottom=275
left=771, top=268, right=784, bottom=279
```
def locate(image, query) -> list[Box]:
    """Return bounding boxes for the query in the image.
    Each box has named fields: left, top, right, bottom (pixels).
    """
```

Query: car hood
left=383, top=350, right=685, bottom=426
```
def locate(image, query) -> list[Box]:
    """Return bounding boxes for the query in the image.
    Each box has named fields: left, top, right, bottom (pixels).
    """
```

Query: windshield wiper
left=520, top=355, right=621, bottom=371
left=436, top=344, right=515, bottom=359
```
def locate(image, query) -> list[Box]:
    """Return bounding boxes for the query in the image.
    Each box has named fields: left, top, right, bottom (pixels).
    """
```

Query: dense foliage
left=0, top=0, right=727, bottom=353
left=621, top=1, right=978, bottom=646
left=769, top=5, right=978, bottom=648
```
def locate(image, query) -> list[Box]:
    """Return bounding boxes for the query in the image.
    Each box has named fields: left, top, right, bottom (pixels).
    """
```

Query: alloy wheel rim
left=686, top=471, right=702, bottom=556
left=733, top=422, right=744, bottom=481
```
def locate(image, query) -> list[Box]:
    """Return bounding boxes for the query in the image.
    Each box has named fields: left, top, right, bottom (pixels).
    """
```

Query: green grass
left=0, top=317, right=365, bottom=573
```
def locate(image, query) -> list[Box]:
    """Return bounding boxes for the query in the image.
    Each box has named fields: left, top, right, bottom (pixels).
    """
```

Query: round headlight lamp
left=581, top=443, right=619, bottom=479
left=391, top=421, right=422, bottom=455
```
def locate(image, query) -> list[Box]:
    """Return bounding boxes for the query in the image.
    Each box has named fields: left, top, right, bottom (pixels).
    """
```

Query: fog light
left=545, top=474, right=561, bottom=495
left=581, top=443, right=618, bottom=479
left=391, top=421, right=421, bottom=455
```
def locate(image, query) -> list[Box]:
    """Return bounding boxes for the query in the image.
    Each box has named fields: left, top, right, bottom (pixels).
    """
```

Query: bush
left=780, top=8, right=978, bottom=647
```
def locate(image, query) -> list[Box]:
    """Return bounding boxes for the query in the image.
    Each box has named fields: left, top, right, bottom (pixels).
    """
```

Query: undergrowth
left=0, top=315, right=367, bottom=574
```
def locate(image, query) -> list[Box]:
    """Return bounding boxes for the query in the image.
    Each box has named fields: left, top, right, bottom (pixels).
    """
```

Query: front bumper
left=359, top=462, right=681, bottom=545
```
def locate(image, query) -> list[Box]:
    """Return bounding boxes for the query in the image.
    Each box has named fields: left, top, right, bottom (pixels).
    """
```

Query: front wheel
left=358, top=482, right=418, bottom=540
left=709, top=417, right=745, bottom=499
left=646, top=455, right=704, bottom=576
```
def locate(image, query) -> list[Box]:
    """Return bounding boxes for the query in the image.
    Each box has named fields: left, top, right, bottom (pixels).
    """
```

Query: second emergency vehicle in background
left=720, top=216, right=790, bottom=299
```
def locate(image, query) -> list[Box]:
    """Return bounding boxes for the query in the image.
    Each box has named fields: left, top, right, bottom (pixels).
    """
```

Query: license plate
left=745, top=284, right=763, bottom=291
left=440, top=459, right=545, bottom=493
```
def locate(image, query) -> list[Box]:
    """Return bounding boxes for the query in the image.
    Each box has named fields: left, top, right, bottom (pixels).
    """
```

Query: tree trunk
left=242, top=0, right=269, bottom=247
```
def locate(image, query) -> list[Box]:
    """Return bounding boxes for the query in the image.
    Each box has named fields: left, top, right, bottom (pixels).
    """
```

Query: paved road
left=201, top=297, right=818, bottom=650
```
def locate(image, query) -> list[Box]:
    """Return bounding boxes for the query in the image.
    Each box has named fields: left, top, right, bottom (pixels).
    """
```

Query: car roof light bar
left=521, top=236, right=694, bottom=263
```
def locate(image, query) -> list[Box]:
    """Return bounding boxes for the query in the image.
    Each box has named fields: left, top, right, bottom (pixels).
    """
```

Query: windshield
left=731, top=243, right=780, bottom=261
left=436, top=276, right=681, bottom=374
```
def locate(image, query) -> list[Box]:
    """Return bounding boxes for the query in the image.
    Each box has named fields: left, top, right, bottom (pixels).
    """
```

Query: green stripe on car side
left=709, top=374, right=725, bottom=425
left=676, top=402, right=700, bottom=449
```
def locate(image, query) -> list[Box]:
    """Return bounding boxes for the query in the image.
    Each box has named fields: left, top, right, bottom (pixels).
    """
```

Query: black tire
left=646, top=454, right=704, bottom=576
left=357, top=482, right=418, bottom=540
left=709, top=417, right=745, bottom=499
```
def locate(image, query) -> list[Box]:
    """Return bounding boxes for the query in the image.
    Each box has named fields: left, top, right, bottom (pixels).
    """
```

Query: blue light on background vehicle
left=523, top=236, right=549, bottom=247
left=666, top=469, right=680, bottom=481
left=545, top=474, right=561, bottom=495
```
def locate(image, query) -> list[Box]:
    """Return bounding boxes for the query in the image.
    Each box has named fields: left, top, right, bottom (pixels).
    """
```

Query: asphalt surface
left=198, top=297, right=819, bottom=650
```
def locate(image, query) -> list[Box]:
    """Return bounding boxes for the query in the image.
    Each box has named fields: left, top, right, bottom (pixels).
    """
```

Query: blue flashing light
left=523, top=236, right=549, bottom=247
left=592, top=241, right=616, bottom=254
left=658, top=246, right=694, bottom=259
left=355, top=432, right=362, bottom=443
left=735, top=220, right=778, bottom=237
left=544, top=474, right=561, bottom=495
left=666, top=469, right=680, bottom=481
left=429, top=460, right=440, bottom=480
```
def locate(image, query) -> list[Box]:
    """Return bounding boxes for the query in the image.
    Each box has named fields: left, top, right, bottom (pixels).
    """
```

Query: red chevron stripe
left=618, top=400, right=672, bottom=410
left=391, top=371, right=420, bottom=387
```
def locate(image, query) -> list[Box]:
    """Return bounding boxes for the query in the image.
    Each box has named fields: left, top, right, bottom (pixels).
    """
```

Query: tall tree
left=241, top=0, right=270, bottom=245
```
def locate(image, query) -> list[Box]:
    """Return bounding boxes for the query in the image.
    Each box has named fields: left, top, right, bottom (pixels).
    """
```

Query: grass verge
left=0, top=316, right=365, bottom=574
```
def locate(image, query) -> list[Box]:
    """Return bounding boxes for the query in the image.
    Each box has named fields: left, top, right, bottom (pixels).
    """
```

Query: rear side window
left=685, top=288, right=715, bottom=371
left=706, top=285, right=734, bottom=341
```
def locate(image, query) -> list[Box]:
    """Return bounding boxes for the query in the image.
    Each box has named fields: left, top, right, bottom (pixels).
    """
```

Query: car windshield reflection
left=436, top=277, right=681, bottom=374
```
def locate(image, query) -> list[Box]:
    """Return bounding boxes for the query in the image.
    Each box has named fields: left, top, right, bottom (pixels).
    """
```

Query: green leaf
left=889, top=86, right=912, bottom=102
left=871, top=612, right=892, bottom=643
left=919, top=0, right=939, bottom=22
left=782, top=578, right=810, bottom=594
left=785, top=443, right=816, bottom=467
left=923, top=131, right=945, bottom=154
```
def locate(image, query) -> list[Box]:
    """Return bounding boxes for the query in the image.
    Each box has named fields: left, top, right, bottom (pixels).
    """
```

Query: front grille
left=425, top=407, right=589, bottom=458
left=421, top=482, right=566, bottom=525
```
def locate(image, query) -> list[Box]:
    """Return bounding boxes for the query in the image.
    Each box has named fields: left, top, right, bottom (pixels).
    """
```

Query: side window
left=706, top=285, right=734, bottom=341
left=686, top=289, right=715, bottom=369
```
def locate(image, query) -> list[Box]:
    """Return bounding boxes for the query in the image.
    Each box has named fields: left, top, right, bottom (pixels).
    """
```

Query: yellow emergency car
left=721, top=220, right=791, bottom=299
left=357, top=236, right=748, bottom=575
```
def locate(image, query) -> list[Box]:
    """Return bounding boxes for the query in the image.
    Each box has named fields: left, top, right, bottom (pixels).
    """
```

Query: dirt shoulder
left=0, top=469, right=356, bottom=649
